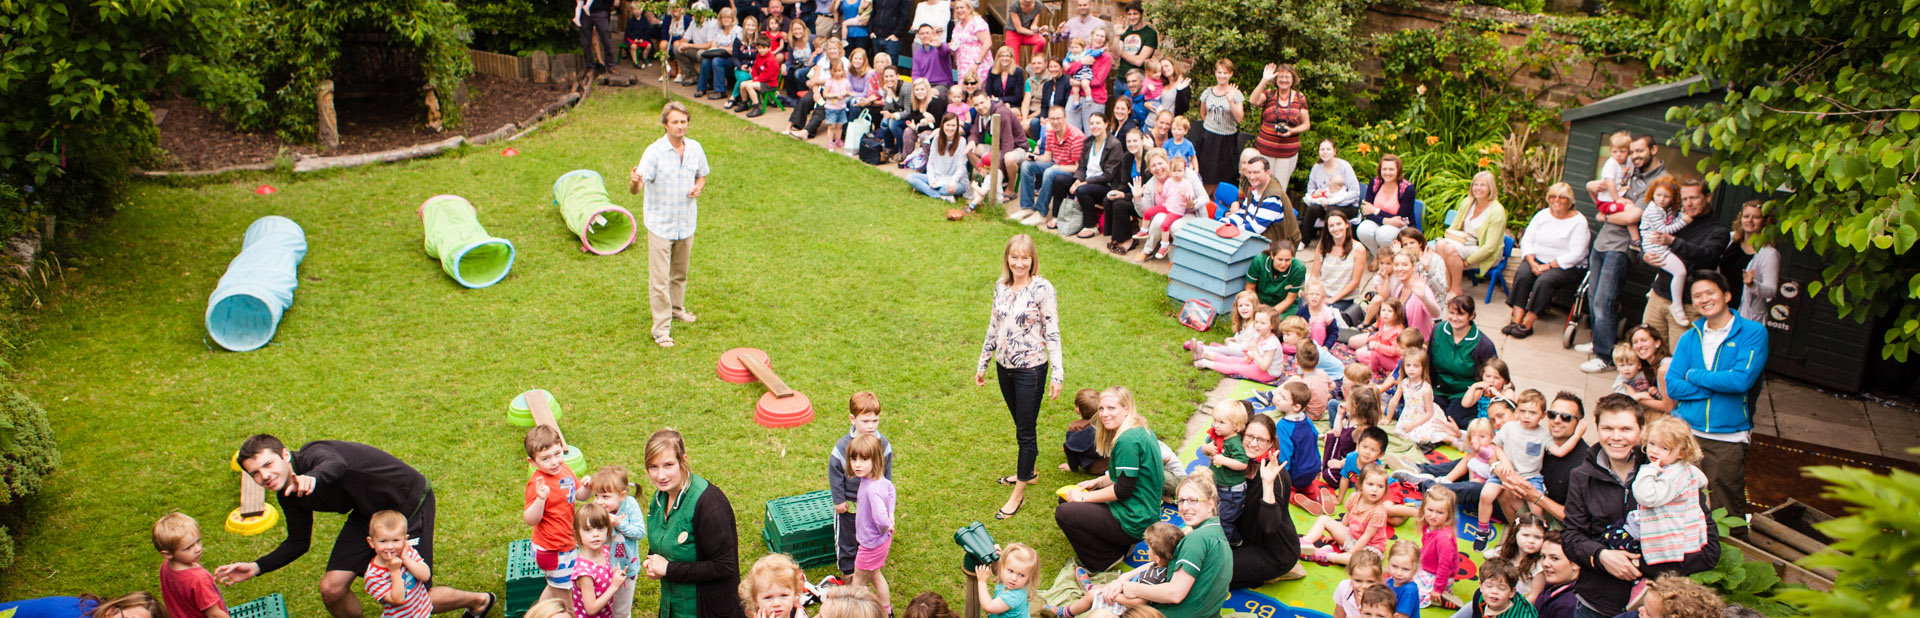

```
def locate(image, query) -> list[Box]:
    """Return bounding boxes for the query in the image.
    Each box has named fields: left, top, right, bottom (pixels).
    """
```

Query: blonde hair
left=740, top=553, right=809, bottom=614
left=1399, top=349, right=1431, bottom=385
left=1645, top=416, right=1704, bottom=464
left=1175, top=473, right=1218, bottom=505
left=1171, top=115, right=1190, bottom=132
left=1420, top=486, right=1458, bottom=533
left=589, top=465, right=632, bottom=495
left=1466, top=417, right=1494, bottom=442
left=89, top=593, right=165, bottom=618
left=1276, top=315, right=1310, bottom=338
left=1211, top=400, right=1250, bottom=434
left=1384, top=539, right=1420, bottom=567
left=524, top=599, right=573, bottom=618
left=152, top=512, right=199, bottom=553
left=645, top=428, right=692, bottom=479
left=1645, top=574, right=1726, bottom=618
left=1093, top=386, right=1144, bottom=456
left=369, top=509, right=408, bottom=537
left=1343, top=363, right=1372, bottom=385
left=999, top=234, right=1039, bottom=285
left=995, top=543, right=1042, bottom=602
left=1612, top=342, right=1641, bottom=369
left=1608, top=130, right=1632, bottom=148
left=662, top=101, right=691, bottom=124
left=1346, top=546, right=1382, bottom=579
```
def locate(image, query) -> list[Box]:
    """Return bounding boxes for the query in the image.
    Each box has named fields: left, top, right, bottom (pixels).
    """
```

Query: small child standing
left=589, top=467, right=646, bottom=618
left=975, top=543, right=1040, bottom=618
left=1477, top=390, right=1548, bottom=549
left=848, top=434, right=898, bottom=615
left=1269, top=382, right=1323, bottom=493
left=1201, top=400, right=1252, bottom=544
left=365, top=510, right=434, bottom=618
left=822, top=62, right=855, bottom=150
left=1331, top=550, right=1384, bottom=618
left=525, top=425, right=580, bottom=604
left=1631, top=416, right=1711, bottom=570
left=1162, top=117, right=1197, bottom=168
left=570, top=504, right=627, bottom=618
left=740, top=554, right=811, bottom=618
left=1379, top=540, right=1423, bottom=618
left=830, top=392, right=893, bottom=577
left=153, top=512, right=229, bottom=618
left=1639, top=177, right=1693, bottom=324
left=1061, top=388, right=1107, bottom=475
left=1413, top=487, right=1463, bottom=610
left=1611, top=343, right=1653, bottom=396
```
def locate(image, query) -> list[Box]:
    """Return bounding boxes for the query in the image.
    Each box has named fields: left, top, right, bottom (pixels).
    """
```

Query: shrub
left=1147, top=0, right=1368, bottom=102
left=0, top=385, right=58, bottom=508
left=1776, top=459, right=1920, bottom=617
left=463, top=0, right=580, bottom=55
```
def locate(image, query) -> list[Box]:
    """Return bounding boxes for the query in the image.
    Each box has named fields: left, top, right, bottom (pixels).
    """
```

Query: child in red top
left=738, top=37, right=783, bottom=117
left=365, top=510, right=435, bottom=618
left=153, top=512, right=229, bottom=618
left=524, top=425, right=579, bottom=604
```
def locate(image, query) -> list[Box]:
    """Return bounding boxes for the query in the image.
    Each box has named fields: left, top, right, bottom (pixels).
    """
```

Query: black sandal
left=997, top=475, right=1020, bottom=485
left=465, top=593, right=496, bottom=618
left=995, top=498, right=1025, bottom=519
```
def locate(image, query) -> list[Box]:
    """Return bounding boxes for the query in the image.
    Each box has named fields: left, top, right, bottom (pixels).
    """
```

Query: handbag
left=700, top=48, right=731, bottom=59
left=843, top=110, right=872, bottom=156
left=1179, top=298, right=1216, bottom=332
left=903, top=134, right=931, bottom=172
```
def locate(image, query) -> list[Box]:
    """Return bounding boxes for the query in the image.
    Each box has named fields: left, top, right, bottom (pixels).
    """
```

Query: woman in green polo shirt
left=1430, top=294, right=1499, bottom=428
left=639, top=429, right=743, bottom=618
left=1244, top=239, right=1305, bottom=314
left=1055, top=386, right=1164, bottom=570
left=1104, top=475, right=1233, bottom=618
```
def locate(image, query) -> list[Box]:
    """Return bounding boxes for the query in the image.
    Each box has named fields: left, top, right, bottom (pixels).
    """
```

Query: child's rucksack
left=1179, top=298, right=1216, bottom=331
left=903, top=134, right=932, bottom=172
left=858, top=130, right=885, bottom=165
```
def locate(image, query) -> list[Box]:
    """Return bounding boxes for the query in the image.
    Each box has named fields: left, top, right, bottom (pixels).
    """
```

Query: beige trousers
left=648, top=232, right=694, bottom=341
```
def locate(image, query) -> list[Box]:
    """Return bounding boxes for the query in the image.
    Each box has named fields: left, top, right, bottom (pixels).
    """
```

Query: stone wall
left=1355, top=3, right=1646, bottom=109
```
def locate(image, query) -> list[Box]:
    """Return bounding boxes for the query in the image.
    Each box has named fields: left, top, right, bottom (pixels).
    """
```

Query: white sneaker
left=1579, top=357, right=1612, bottom=373
left=1573, top=342, right=1593, bottom=354
left=1022, top=211, right=1046, bottom=225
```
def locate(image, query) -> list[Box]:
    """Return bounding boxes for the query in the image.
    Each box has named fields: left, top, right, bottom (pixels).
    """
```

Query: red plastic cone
left=254, top=185, right=277, bottom=196
left=501, top=147, right=519, bottom=157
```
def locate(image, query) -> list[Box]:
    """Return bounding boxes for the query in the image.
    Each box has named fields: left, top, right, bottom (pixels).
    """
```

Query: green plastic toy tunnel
left=553, top=169, right=637, bottom=255
left=419, top=194, right=515, bottom=288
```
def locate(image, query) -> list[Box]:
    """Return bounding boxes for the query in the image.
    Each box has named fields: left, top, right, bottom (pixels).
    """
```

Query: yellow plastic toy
left=226, top=451, right=281, bottom=536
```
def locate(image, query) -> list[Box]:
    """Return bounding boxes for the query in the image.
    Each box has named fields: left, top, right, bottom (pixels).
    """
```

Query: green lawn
left=0, top=89, right=1217, bottom=615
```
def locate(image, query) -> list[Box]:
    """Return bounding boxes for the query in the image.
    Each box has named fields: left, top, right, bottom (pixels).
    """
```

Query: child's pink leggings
left=1205, top=352, right=1277, bottom=382
left=1141, top=204, right=1183, bottom=232
left=1354, top=347, right=1398, bottom=377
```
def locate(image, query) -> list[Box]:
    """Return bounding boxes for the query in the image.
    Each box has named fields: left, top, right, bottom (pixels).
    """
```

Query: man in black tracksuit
left=1560, top=396, right=1721, bottom=617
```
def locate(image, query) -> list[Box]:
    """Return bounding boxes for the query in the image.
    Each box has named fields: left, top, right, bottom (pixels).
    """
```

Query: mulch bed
left=149, top=74, right=564, bottom=171
left=1746, top=433, right=1918, bottom=517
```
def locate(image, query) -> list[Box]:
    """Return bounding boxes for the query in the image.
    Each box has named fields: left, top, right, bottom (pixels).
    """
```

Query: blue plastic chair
left=1440, top=210, right=1514, bottom=302
left=1211, top=183, right=1240, bottom=220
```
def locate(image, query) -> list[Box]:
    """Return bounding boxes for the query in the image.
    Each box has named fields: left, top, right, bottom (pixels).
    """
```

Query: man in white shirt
left=629, top=102, right=711, bottom=347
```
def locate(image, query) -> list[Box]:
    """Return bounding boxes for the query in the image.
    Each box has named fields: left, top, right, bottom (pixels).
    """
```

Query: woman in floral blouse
left=975, top=233, right=1064, bottom=521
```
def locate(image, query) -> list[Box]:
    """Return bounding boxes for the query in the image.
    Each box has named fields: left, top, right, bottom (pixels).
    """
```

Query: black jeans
left=1074, top=181, right=1113, bottom=233
left=1509, top=265, right=1586, bottom=316
left=996, top=362, right=1047, bottom=481
left=1055, top=501, right=1138, bottom=570
left=1103, top=197, right=1138, bottom=242
left=788, top=94, right=824, bottom=137
left=579, top=11, right=616, bottom=70
left=1300, top=203, right=1356, bottom=245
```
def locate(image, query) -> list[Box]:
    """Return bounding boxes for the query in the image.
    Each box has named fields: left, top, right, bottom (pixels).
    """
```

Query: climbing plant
left=1657, top=0, right=1920, bottom=360
left=1146, top=0, right=1368, bottom=99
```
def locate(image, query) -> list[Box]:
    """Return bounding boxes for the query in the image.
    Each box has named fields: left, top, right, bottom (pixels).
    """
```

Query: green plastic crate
left=505, top=539, right=547, bottom=618
left=762, top=490, right=836, bottom=568
left=228, top=594, right=288, bottom=618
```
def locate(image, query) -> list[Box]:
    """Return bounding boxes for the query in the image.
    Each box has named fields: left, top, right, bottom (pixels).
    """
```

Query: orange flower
left=1477, top=157, right=1492, bottom=167
left=1388, top=134, right=1399, bottom=142
left=1491, top=144, right=1505, bottom=155
left=1357, top=143, right=1373, bottom=154
left=1477, top=146, right=1490, bottom=155
left=1426, top=135, right=1440, bottom=146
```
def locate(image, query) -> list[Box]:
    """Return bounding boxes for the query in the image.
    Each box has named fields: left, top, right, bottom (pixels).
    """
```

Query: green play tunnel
left=419, top=194, right=515, bottom=288
left=553, top=169, right=637, bottom=255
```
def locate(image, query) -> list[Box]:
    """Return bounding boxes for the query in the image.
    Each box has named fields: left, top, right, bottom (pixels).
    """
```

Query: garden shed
left=1559, top=77, right=1879, bottom=392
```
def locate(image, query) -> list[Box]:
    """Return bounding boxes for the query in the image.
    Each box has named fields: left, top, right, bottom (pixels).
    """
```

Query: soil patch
left=149, top=74, right=564, bottom=171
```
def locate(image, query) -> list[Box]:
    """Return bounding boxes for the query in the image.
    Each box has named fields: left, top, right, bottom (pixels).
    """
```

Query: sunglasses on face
left=1549, top=411, right=1580, bottom=423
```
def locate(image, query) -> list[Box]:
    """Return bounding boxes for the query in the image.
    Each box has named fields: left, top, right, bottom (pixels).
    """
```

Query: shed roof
left=1560, top=75, right=1714, bottom=123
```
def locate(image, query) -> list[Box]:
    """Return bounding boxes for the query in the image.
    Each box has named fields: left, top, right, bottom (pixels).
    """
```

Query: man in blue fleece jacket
left=1664, top=270, right=1769, bottom=519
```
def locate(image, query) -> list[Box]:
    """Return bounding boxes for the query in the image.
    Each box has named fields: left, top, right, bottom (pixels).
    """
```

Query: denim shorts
left=824, top=107, right=849, bottom=125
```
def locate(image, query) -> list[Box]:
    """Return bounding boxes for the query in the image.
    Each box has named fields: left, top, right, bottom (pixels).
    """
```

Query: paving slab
left=1768, top=380, right=1868, bottom=426
left=1866, top=401, right=1920, bottom=463
left=1775, top=413, right=1881, bottom=455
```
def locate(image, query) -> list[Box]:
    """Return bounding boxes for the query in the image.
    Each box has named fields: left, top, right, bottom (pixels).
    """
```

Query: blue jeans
left=1217, top=483, right=1247, bottom=543
left=1587, top=249, right=1631, bottom=364
left=907, top=173, right=963, bottom=198
left=880, top=118, right=905, bottom=153
left=876, top=37, right=903, bottom=65
left=1018, top=161, right=1068, bottom=214
left=699, top=56, right=735, bottom=93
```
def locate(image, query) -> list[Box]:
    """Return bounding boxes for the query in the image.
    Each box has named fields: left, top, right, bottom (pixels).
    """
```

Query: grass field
left=0, top=88, right=1222, bottom=615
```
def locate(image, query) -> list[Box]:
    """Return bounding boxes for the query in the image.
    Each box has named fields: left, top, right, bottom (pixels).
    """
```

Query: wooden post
left=988, top=113, right=1003, bottom=210
left=963, top=570, right=982, bottom=618
left=317, top=80, right=338, bottom=150
left=531, top=51, right=551, bottom=84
